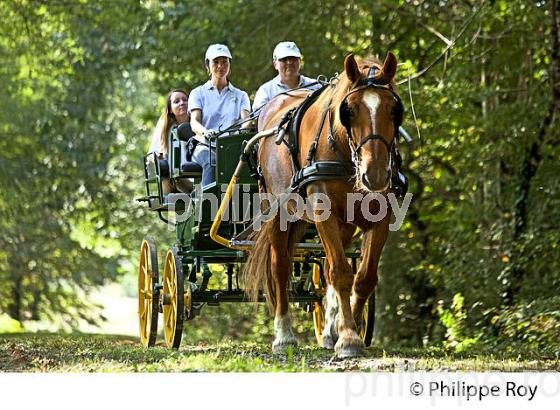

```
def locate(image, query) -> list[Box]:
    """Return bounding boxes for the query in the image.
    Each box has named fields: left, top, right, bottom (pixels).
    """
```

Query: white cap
left=273, top=41, right=301, bottom=60
left=205, top=44, right=232, bottom=61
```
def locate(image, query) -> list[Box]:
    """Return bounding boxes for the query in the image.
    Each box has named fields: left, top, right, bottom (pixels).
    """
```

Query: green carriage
left=136, top=122, right=374, bottom=349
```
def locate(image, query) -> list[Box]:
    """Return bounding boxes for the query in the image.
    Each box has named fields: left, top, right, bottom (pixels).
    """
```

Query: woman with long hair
left=149, top=89, right=189, bottom=158
left=148, top=89, right=192, bottom=193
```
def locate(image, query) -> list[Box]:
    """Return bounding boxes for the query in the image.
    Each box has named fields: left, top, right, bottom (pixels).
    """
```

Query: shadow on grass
left=1, top=333, right=558, bottom=372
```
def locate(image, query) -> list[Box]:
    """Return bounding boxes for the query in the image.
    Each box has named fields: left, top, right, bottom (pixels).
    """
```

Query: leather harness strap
left=261, top=69, right=405, bottom=196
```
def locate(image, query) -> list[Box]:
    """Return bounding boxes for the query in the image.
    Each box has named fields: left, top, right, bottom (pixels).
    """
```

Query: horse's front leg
left=316, top=219, right=364, bottom=358
left=351, top=217, right=389, bottom=332
left=269, top=220, right=297, bottom=353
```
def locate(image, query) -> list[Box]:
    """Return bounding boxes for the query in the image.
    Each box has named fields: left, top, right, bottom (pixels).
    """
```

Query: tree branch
left=397, top=0, right=487, bottom=85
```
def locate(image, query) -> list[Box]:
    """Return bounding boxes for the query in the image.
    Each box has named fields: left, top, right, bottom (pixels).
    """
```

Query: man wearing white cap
left=189, top=43, right=250, bottom=186
left=252, top=41, right=319, bottom=111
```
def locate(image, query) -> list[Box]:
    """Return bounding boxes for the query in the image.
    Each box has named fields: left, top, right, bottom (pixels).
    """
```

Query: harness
left=271, top=85, right=355, bottom=191
left=254, top=67, right=408, bottom=198
left=340, top=67, right=404, bottom=167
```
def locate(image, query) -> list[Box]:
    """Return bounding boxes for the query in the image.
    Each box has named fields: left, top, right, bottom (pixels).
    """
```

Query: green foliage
left=490, top=296, right=560, bottom=353
left=0, top=0, right=558, bottom=355
left=437, top=293, right=479, bottom=352
left=0, top=0, right=153, bottom=325
left=0, top=314, right=24, bottom=334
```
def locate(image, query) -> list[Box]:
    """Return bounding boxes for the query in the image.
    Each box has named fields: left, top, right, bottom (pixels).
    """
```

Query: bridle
left=339, top=67, right=404, bottom=169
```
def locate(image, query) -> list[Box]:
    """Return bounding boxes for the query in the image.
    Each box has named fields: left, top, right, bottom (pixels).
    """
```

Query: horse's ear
left=344, top=54, right=360, bottom=83
left=378, top=51, right=398, bottom=84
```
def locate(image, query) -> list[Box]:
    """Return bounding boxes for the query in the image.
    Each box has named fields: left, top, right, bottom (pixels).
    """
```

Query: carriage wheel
left=138, top=237, right=159, bottom=347
left=360, top=293, right=375, bottom=347
left=184, top=281, right=194, bottom=321
left=162, top=247, right=184, bottom=349
left=312, top=261, right=325, bottom=346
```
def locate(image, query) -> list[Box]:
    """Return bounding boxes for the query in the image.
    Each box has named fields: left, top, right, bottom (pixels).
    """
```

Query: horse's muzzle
left=361, top=169, right=391, bottom=192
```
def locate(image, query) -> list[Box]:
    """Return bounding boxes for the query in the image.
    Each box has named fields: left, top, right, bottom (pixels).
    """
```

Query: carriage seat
left=157, top=159, right=170, bottom=178
left=150, top=155, right=202, bottom=180
left=175, top=123, right=203, bottom=178
left=180, top=161, right=203, bottom=176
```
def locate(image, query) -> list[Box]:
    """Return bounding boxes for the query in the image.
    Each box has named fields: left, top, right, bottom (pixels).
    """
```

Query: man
left=252, top=41, right=320, bottom=111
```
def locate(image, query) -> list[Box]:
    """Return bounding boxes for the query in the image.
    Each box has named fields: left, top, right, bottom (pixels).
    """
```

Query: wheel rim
left=360, top=301, right=368, bottom=340
left=313, top=303, right=324, bottom=346
left=163, top=248, right=184, bottom=348
left=184, top=282, right=193, bottom=320
left=138, top=238, right=159, bottom=347
left=362, top=293, right=375, bottom=347
left=312, top=262, right=325, bottom=346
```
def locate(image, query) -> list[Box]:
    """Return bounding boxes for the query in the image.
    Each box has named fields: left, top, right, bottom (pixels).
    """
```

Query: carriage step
left=136, top=196, right=159, bottom=203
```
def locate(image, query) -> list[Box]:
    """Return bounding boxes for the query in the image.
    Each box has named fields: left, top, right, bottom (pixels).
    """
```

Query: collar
left=274, top=74, right=305, bottom=89
left=204, top=80, right=234, bottom=92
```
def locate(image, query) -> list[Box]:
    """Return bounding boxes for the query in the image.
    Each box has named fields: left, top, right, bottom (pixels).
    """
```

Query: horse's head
left=334, top=53, right=403, bottom=192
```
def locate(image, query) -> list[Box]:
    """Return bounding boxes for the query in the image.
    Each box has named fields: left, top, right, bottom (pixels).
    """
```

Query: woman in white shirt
left=188, top=44, right=251, bottom=187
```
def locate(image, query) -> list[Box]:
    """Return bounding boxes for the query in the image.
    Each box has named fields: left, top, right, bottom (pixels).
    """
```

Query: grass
left=1, top=333, right=558, bottom=372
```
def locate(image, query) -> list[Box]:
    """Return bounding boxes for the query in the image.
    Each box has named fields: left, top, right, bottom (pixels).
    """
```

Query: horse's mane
left=316, top=57, right=394, bottom=138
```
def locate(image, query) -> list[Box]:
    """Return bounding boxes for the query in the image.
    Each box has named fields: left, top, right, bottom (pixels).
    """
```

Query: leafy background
left=1, top=0, right=559, bottom=355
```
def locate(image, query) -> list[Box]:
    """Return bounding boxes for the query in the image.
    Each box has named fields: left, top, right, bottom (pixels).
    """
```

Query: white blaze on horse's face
left=358, top=90, right=391, bottom=192
left=363, top=91, right=381, bottom=128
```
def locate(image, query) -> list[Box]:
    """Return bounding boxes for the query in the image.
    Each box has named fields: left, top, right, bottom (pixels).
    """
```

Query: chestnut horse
left=245, top=53, right=402, bottom=357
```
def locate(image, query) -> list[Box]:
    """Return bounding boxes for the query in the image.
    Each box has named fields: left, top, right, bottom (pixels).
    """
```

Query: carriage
left=136, top=52, right=408, bottom=356
left=136, top=120, right=375, bottom=350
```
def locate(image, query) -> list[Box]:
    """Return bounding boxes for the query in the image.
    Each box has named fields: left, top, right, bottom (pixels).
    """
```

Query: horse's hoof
left=334, top=334, right=365, bottom=358
left=321, top=321, right=338, bottom=349
left=322, top=334, right=335, bottom=349
left=272, top=337, right=298, bottom=354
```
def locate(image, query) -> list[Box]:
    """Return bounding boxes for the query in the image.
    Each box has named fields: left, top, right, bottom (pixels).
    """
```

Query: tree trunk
left=504, top=0, right=560, bottom=305
left=7, top=276, right=23, bottom=322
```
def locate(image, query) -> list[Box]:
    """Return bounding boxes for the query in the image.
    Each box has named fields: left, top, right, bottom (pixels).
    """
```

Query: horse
left=244, top=52, right=403, bottom=358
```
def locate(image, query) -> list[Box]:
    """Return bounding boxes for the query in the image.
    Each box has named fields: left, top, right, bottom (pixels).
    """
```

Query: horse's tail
left=243, top=220, right=307, bottom=312
left=243, top=221, right=275, bottom=310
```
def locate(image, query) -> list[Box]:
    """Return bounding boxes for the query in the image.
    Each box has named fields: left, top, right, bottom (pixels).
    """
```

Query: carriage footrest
left=231, top=239, right=324, bottom=251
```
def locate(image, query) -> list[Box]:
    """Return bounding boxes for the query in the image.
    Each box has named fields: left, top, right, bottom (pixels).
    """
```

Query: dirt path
left=1, top=333, right=558, bottom=372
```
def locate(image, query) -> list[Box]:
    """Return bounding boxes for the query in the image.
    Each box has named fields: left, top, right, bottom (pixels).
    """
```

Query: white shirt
left=252, top=74, right=320, bottom=111
left=188, top=80, right=250, bottom=142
